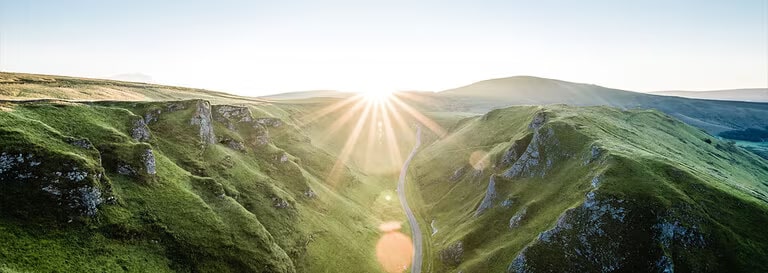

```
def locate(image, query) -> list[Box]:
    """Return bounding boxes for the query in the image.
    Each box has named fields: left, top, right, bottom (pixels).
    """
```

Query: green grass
left=410, top=105, right=768, bottom=272
left=0, top=99, right=406, bottom=272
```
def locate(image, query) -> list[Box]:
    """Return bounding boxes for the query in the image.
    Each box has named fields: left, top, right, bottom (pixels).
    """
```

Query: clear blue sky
left=1, top=0, right=766, bottom=95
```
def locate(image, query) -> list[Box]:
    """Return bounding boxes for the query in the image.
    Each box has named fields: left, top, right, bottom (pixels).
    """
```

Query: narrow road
left=398, top=126, right=423, bottom=273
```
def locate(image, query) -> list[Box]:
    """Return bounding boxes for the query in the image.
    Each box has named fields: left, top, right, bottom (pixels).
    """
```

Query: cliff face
left=412, top=105, right=768, bottom=273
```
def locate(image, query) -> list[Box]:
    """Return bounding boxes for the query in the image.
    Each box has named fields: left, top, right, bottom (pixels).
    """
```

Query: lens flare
left=469, top=150, right=490, bottom=170
left=376, top=221, right=413, bottom=273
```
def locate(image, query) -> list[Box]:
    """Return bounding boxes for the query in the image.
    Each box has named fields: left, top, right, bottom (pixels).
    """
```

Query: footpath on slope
left=397, top=126, right=423, bottom=273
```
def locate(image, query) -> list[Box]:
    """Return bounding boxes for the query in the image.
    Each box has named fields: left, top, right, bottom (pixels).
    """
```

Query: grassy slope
left=0, top=99, right=404, bottom=272
left=431, top=76, right=768, bottom=136
left=411, top=105, right=768, bottom=272
left=0, top=72, right=267, bottom=105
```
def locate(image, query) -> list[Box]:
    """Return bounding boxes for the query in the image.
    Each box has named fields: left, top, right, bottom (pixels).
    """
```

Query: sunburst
left=297, top=90, right=446, bottom=185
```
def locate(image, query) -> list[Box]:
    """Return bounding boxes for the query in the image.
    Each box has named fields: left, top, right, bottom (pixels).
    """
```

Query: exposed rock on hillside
left=507, top=190, right=711, bottom=273
left=214, top=105, right=253, bottom=130
left=502, top=116, right=560, bottom=178
left=190, top=100, right=216, bottom=144
left=450, top=165, right=467, bottom=181
left=256, top=117, right=283, bottom=128
left=66, top=137, right=93, bottom=149
left=474, top=175, right=497, bottom=216
left=131, top=118, right=151, bottom=142
left=440, top=241, right=464, bottom=266
left=141, top=149, right=156, bottom=175
left=0, top=150, right=106, bottom=220
left=509, top=207, right=527, bottom=228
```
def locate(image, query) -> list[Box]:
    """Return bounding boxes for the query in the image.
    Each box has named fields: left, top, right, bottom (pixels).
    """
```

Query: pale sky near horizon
left=1, top=0, right=766, bottom=95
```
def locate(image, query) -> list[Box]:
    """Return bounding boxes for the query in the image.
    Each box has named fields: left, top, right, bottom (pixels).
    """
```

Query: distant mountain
left=425, top=76, right=768, bottom=135
left=651, top=88, right=768, bottom=102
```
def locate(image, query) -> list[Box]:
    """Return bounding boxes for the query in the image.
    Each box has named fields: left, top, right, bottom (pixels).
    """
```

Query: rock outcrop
left=0, top=151, right=106, bottom=219
left=190, top=100, right=216, bottom=144
left=502, top=112, right=560, bottom=178
left=509, top=207, right=527, bottom=228
left=131, top=118, right=151, bottom=142
left=439, top=241, right=464, bottom=266
left=474, top=175, right=497, bottom=216
left=141, top=149, right=156, bottom=175
left=506, top=190, right=706, bottom=273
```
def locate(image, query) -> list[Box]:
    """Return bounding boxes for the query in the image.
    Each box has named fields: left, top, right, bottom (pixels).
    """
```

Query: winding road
left=397, top=126, right=423, bottom=273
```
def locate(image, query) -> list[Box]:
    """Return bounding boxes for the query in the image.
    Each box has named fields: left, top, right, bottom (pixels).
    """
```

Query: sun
left=359, top=89, right=393, bottom=103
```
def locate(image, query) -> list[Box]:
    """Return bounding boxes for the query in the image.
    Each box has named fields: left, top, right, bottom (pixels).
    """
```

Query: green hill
left=0, top=72, right=267, bottom=105
left=0, top=99, right=405, bottom=272
left=410, top=105, right=768, bottom=272
left=432, top=76, right=768, bottom=136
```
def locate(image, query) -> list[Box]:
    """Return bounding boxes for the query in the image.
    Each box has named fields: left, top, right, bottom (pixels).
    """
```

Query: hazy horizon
left=2, top=0, right=766, bottom=96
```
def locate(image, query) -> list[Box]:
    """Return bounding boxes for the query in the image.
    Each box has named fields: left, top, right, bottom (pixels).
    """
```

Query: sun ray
left=297, top=94, right=365, bottom=126
left=327, top=101, right=374, bottom=185
left=390, top=95, right=447, bottom=137
left=379, top=101, right=404, bottom=170
left=316, top=97, right=369, bottom=145
left=363, top=101, right=381, bottom=170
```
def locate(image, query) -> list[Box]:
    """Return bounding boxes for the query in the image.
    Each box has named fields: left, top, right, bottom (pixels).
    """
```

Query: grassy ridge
left=411, top=105, right=768, bottom=272
left=0, top=72, right=267, bottom=105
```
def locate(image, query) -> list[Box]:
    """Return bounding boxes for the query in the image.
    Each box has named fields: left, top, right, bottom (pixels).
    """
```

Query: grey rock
left=507, top=249, right=528, bottom=273
left=279, top=153, right=289, bottom=163
left=509, top=207, right=527, bottom=228
left=117, top=164, right=136, bottom=175
left=529, top=111, right=547, bottom=129
left=256, top=117, right=282, bottom=128
left=166, top=102, right=186, bottom=112
left=450, top=166, right=467, bottom=181
left=501, top=198, right=514, bottom=208
left=142, top=149, right=156, bottom=175
left=511, top=191, right=629, bottom=272
left=591, top=175, right=601, bottom=188
left=66, top=138, right=93, bottom=149
left=131, top=118, right=151, bottom=142
left=273, top=197, right=290, bottom=209
left=439, top=241, right=464, bottom=266
left=144, top=109, right=162, bottom=124
left=216, top=105, right=253, bottom=122
left=655, top=255, right=674, bottom=273
left=585, top=144, right=603, bottom=165
left=255, top=135, right=270, bottom=146
left=190, top=100, right=216, bottom=144
left=42, top=184, right=62, bottom=196
left=215, top=105, right=254, bottom=130
left=303, top=189, right=317, bottom=198
left=503, top=127, right=558, bottom=179
left=75, top=186, right=103, bottom=216
left=474, top=175, right=497, bottom=217
left=227, top=140, right=246, bottom=151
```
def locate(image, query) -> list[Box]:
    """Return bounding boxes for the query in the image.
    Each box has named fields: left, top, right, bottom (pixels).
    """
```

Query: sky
left=1, top=0, right=766, bottom=95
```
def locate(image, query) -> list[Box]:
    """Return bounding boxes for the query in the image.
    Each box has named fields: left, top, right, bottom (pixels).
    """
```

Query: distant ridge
left=651, top=88, right=768, bottom=102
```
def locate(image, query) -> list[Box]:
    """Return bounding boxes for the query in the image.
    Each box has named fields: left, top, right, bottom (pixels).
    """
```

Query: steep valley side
left=0, top=99, right=403, bottom=273
left=411, top=105, right=768, bottom=273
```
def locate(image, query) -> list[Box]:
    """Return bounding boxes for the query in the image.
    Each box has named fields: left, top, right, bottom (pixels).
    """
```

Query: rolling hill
left=409, top=105, right=768, bottom=272
left=2, top=72, right=767, bottom=273
left=652, top=88, right=768, bottom=102
left=429, top=76, right=768, bottom=135
left=0, top=72, right=267, bottom=105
